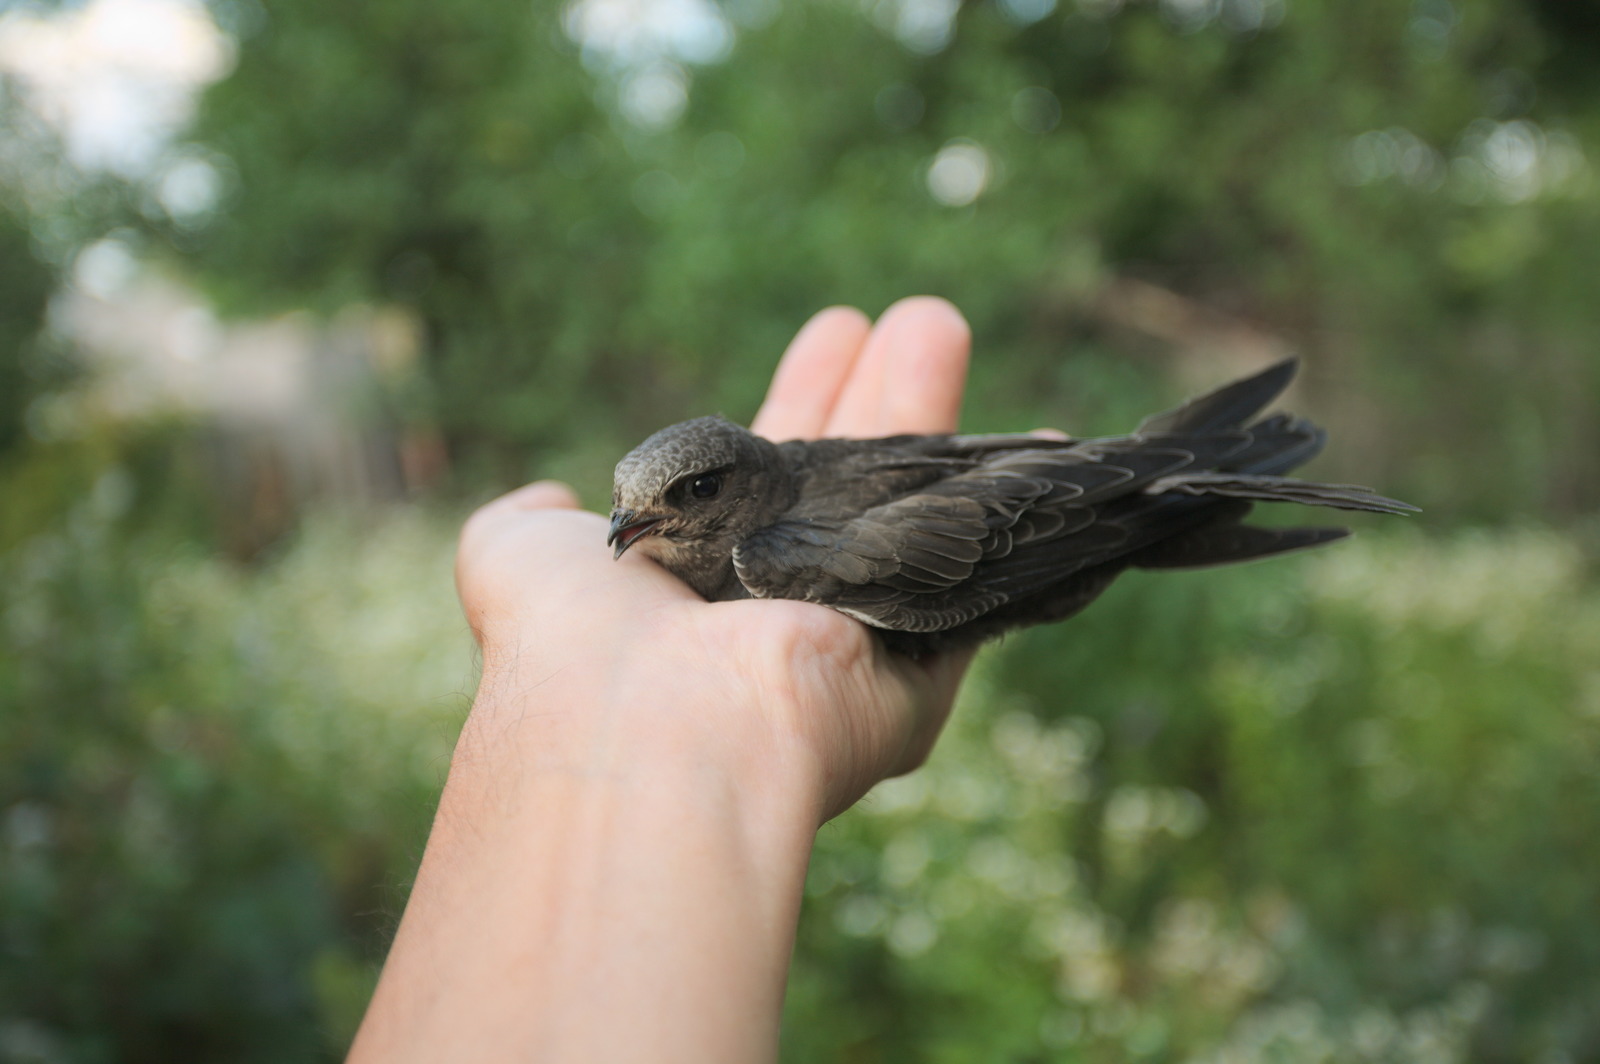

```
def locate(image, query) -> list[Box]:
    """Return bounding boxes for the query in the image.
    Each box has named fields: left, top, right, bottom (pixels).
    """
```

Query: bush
left=5, top=497, right=1594, bottom=1061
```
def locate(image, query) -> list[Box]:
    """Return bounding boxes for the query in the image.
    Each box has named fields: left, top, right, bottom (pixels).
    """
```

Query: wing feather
left=731, top=367, right=1410, bottom=639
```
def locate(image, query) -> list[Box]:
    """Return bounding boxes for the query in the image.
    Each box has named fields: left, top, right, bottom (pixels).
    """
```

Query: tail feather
left=1137, top=358, right=1299, bottom=436
left=1132, top=523, right=1350, bottom=570
left=1223, top=413, right=1326, bottom=476
left=1145, top=472, right=1421, bottom=516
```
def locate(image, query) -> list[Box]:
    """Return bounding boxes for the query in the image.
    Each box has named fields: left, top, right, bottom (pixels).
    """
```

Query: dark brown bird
left=608, top=359, right=1415, bottom=656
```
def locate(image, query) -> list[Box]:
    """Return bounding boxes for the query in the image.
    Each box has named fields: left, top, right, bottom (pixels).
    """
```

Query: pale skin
left=347, top=297, right=977, bottom=1063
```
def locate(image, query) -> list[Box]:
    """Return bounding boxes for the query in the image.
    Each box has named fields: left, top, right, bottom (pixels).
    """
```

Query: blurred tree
left=169, top=0, right=1599, bottom=519
left=5, top=0, right=1593, bottom=1060
left=0, top=509, right=463, bottom=1062
left=0, top=203, right=53, bottom=455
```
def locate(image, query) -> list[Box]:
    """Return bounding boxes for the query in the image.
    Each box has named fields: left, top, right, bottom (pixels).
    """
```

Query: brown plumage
left=608, top=359, right=1416, bottom=657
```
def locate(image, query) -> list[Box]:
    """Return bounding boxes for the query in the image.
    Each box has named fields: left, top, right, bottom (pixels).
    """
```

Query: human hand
left=455, top=296, right=975, bottom=821
left=353, top=298, right=975, bottom=1064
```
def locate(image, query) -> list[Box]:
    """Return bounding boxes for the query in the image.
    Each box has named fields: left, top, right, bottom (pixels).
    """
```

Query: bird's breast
left=636, top=535, right=744, bottom=602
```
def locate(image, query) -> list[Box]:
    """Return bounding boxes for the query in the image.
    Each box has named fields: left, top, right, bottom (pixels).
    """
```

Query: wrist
left=458, top=649, right=831, bottom=835
left=355, top=656, right=825, bottom=1063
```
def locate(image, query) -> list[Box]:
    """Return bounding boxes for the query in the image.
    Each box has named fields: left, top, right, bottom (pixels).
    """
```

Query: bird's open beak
left=608, top=509, right=665, bottom=559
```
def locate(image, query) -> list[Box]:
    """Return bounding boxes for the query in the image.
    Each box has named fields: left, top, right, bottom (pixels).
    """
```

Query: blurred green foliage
left=0, top=206, right=54, bottom=456
left=3, top=0, right=1600, bottom=1060
left=2, top=503, right=465, bottom=1060
left=172, top=0, right=1600, bottom=518
left=789, top=530, right=1600, bottom=1062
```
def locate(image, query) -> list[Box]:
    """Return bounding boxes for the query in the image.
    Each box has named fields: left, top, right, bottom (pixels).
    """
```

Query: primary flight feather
left=609, top=359, right=1416, bottom=656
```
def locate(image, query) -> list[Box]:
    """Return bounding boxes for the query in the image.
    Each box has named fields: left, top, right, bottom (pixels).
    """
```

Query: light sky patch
left=0, top=0, right=231, bottom=175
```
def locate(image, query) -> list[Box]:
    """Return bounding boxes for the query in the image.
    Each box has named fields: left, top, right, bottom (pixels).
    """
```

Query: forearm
left=348, top=669, right=825, bottom=1063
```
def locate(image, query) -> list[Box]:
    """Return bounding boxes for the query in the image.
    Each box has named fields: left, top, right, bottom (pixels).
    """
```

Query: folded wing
left=732, top=359, right=1415, bottom=642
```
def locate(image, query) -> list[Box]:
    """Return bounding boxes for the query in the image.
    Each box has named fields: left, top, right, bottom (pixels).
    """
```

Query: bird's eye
left=689, top=473, right=722, bottom=499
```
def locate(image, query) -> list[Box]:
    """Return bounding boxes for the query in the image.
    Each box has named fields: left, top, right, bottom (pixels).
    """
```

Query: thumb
left=500, top=480, right=583, bottom=511
left=459, top=480, right=586, bottom=570
left=456, top=480, right=591, bottom=642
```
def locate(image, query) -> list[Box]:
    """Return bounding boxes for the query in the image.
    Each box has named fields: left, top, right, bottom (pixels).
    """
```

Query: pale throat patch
left=635, top=534, right=698, bottom=568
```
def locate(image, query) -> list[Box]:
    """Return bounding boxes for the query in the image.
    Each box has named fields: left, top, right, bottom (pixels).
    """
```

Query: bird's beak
left=608, top=509, right=664, bottom=559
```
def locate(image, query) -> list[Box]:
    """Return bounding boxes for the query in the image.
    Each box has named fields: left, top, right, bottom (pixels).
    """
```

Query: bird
left=608, top=358, right=1416, bottom=657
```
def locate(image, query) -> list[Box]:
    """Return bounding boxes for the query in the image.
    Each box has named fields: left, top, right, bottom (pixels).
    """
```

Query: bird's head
left=609, top=416, right=793, bottom=594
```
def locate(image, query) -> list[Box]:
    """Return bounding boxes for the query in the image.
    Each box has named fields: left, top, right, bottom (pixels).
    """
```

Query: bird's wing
left=733, top=358, right=1414, bottom=638
left=733, top=358, right=1409, bottom=636
left=1136, top=357, right=1298, bottom=435
left=731, top=442, right=1208, bottom=632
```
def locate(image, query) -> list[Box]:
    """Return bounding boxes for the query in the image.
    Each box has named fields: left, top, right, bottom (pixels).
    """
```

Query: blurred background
left=2, top=0, right=1598, bottom=1059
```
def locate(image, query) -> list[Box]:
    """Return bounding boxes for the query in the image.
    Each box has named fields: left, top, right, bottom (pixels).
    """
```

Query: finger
left=927, top=646, right=978, bottom=711
left=825, top=296, right=970, bottom=437
left=460, top=480, right=584, bottom=555
left=751, top=306, right=872, bottom=441
left=891, top=645, right=978, bottom=776
left=882, top=299, right=970, bottom=435
left=822, top=297, right=927, bottom=436
left=503, top=480, right=583, bottom=511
